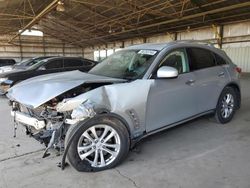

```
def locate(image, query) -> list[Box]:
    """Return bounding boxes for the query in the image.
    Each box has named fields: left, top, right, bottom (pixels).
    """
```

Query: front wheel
left=65, top=116, right=130, bottom=172
left=215, top=87, right=237, bottom=124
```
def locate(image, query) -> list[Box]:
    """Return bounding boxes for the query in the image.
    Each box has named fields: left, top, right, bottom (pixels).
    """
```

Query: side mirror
left=157, top=66, right=178, bottom=78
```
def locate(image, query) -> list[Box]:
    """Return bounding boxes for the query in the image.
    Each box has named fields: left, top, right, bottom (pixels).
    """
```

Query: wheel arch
left=95, top=112, right=132, bottom=139
left=224, top=82, right=241, bottom=109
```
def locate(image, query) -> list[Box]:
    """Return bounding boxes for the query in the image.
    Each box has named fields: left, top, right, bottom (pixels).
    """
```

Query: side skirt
left=131, top=109, right=215, bottom=148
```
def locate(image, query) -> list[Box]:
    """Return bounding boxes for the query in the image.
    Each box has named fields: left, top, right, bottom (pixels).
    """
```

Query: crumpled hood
left=7, top=70, right=126, bottom=108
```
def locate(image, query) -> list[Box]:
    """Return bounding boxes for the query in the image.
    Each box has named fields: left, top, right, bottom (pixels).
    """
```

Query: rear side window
left=64, top=58, right=83, bottom=67
left=45, top=59, right=63, bottom=69
left=214, top=53, right=227, bottom=65
left=187, top=48, right=216, bottom=71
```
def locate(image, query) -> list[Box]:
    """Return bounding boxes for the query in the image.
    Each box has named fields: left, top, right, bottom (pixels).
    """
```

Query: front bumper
left=11, top=111, right=46, bottom=130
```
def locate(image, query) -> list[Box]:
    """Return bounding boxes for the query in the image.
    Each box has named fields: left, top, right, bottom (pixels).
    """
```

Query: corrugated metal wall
left=223, top=47, right=250, bottom=72
left=0, top=34, right=84, bottom=63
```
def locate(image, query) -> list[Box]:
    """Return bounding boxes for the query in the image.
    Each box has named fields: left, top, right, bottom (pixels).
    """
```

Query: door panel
left=186, top=47, right=230, bottom=113
left=146, top=72, right=197, bottom=132
left=193, top=66, right=229, bottom=113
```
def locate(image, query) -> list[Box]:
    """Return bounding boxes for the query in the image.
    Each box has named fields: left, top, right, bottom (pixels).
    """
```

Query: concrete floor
left=0, top=76, right=250, bottom=188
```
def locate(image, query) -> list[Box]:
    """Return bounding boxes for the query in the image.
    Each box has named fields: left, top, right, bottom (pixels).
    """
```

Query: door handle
left=218, top=72, right=225, bottom=77
left=186, top=79, right=195, bottom=85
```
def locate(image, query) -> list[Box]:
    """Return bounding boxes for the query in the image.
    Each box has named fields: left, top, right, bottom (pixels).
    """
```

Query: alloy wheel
left=77, top=124, right=121, bottom=168
left=221, top=93, right=234, bottom=118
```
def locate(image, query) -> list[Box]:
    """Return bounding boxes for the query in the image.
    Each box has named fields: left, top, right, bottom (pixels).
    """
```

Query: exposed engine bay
left=9, top=82, right=112, bottom=157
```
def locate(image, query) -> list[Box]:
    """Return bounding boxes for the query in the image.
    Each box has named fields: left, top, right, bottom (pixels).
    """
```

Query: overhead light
left=56, top=1, right=65, bottom=12
left=19, top=29, right=43, bottom=36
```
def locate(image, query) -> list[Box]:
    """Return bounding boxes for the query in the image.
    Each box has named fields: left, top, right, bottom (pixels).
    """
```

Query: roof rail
left=175, top=40, right=215, bottom=47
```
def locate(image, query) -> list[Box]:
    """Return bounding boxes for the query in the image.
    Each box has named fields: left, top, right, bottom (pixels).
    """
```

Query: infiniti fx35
left=7, top=41, right=241, bottom=172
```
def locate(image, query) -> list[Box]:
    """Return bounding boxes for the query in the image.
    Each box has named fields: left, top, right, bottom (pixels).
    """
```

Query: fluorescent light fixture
left=19, top=29, right=43, bottom=36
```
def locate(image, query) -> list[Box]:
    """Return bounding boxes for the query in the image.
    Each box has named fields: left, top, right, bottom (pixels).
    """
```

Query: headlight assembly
left=71, top=100, right=96, bottom=120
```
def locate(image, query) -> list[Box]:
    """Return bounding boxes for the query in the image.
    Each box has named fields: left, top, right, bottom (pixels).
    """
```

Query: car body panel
left=7, top=70, right=126, bottom=108
left=192, top=65, right=230, bottom=113
left=56, top=79, right=154, bottom=138
left=145, top=72, right=197, bottom=132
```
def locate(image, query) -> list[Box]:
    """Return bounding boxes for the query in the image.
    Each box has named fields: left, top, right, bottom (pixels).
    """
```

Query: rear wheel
left=65, top=116, right=130, bottom=172
left=215, top=87, right=237, bottom=124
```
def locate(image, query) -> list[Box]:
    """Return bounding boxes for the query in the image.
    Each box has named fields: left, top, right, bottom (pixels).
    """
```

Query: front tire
left=65, top=116, right=130, bottom=172
left=215, top=87, right=237, bottom=124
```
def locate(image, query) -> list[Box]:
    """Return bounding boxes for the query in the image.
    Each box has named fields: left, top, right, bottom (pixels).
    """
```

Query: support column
left=82, top=48, right=84, bottom=58
left=218, top=25, right=224, bottom=49
left=42, top=35, right=46, bottom=56
left=18, top=36, right=23, bottom=61
left=174, top=32, right=178, bottom=41
left=62, top=43, right=65, bottom=56
left=105, top=43, right=108, bottom=58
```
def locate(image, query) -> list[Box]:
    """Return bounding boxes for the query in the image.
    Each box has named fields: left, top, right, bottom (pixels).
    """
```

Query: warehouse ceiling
left=0, top=0, right=250, bottom=47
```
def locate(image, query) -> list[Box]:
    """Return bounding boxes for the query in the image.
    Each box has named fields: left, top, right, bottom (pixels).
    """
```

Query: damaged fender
left=57, top=80, right=154, bottom=138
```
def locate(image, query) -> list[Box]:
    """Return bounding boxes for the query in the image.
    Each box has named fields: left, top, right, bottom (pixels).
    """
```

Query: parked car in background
left=0, top=59, right=16, bottom=67
left=7, top=41, right=241, bottom=172
left=0, top=59, right=16, bottom=73
left=12, top=56, right=53, bottom=70
left=0, top=56, right=53, bottom=74
left=0, top=57, right=97, bottom=94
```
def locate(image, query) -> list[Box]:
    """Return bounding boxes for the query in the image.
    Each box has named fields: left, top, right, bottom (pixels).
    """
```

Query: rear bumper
left=11, top=111, right=45, bottom=130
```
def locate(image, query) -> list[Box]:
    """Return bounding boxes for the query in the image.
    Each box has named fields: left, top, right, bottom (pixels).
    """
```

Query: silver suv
left=7, top=41, right=241, bottom=172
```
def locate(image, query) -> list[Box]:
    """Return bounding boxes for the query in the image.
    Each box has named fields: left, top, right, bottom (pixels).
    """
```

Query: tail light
left=235, top=66, right=242, bottom=74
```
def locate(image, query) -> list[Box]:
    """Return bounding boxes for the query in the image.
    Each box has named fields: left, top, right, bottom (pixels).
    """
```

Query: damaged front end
left=7, top=71, right=126, bottom=157
left=9, top=86, right=104, bottom=158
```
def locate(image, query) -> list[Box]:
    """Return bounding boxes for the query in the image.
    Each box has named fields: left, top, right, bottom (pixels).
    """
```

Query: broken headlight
left=65, top=100, right=96, bottom=125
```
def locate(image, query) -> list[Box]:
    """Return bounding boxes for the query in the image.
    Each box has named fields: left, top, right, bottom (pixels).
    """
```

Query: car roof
left=126, top=40, right=216, bottom=51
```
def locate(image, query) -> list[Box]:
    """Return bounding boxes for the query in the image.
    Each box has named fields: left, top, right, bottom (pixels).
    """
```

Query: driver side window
left=159, top=49, right=189, bottom=74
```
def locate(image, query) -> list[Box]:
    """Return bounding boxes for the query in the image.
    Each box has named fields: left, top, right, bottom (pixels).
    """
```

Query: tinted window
left=214, top=53, right=227, bottom=65
left=159, top=49, right=189, bottom=74
left=187, top=48, right=216, bottom=71
left=64, top=58, right=83, bottom=67
left=44, top=59, right=63, bottom=69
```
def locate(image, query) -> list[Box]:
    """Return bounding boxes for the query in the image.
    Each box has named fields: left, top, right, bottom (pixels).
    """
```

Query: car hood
left=0, top=66, right=13, bottom=73
left=7, top=70, right=126, bottom=108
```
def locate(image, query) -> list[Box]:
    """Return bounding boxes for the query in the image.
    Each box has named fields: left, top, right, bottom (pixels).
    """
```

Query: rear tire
left=65, top=115, right=130, bottom=172
left=215, top=87, right=237, bottom=124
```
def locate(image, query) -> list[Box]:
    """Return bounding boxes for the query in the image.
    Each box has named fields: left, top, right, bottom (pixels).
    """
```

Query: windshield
left=27, top=60, right=47, bottom=70
left=15, top=57, right=48, bottom=67
left=89, top=49, right=158, bottom=79
left=15, top=59, right=33, bottom=66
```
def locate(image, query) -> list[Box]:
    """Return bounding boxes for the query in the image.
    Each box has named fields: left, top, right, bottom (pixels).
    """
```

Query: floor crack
left=115, top=168, right=139, bottom=188
left=0, top=149, right=44, bottom=163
